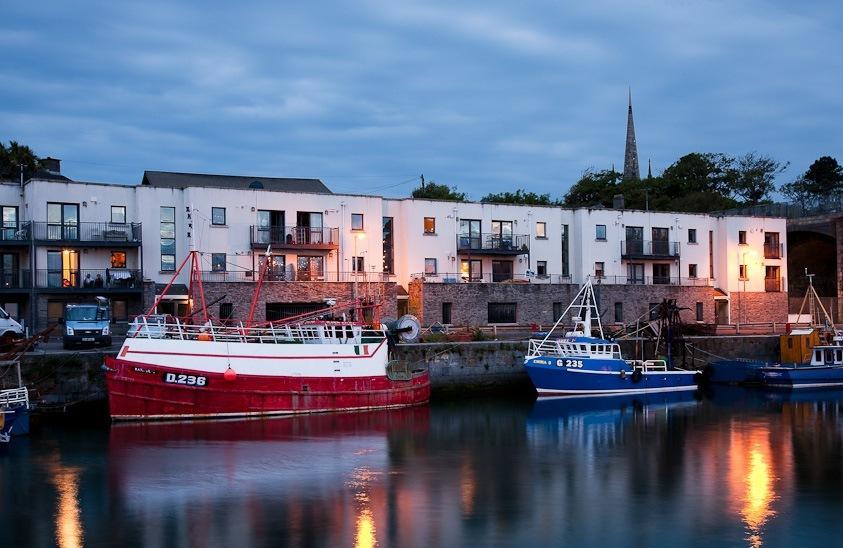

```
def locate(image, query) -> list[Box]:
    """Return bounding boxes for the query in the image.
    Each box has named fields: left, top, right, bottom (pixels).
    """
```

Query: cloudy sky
left=1, top=1, right=841, bottom=199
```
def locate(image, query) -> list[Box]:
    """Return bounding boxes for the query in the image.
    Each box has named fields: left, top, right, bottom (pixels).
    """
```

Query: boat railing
left=0, top=387, right=29, bottom=407
left=528, top=338, right=565, bottom=357
left=130, top=316, right=385, bottom=345
left=626, top=359, right=668, bottom=372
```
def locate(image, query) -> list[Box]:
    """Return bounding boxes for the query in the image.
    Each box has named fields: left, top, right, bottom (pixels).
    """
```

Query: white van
left=0, top=307, right=24, bottom=341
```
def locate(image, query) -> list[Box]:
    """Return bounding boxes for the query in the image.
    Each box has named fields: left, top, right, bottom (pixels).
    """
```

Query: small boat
left=524, top=279, right=700, bottom=396
left=104, top=251, right=430, bottom=421
left=0, top=386, right=30, bottom=443
left=761, top=339, right=843, bottom=390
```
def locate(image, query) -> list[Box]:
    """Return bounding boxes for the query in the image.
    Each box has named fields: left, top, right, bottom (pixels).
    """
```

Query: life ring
left=631, top=369, right=643, bottom=383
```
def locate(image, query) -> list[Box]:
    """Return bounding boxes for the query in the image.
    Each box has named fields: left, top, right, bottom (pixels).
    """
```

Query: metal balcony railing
left=763, top=242, right=783, bottom=259
left=765, top=277, right=783, bottom=292
left=593, top=276, right=715, bottom=287
left=0, top=270, right=30, bottom=289
left=456, top=233, right=530, bottom=255
left=620, top=240, right=680, bottom=258
left=0, top=222, right=31, bottom=243
left=411, top=272, right=573, bottom=284
left=200, top=270, right=395, bottom=283
left=250, top=226, right=339, bottom=249
left=31, top=222, right=142, bottom=244
left=34, top=269, right=142, bottom=290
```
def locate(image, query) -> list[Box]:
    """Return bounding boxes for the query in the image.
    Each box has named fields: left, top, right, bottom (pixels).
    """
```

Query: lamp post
left=353, top=232, right=366, bottom=320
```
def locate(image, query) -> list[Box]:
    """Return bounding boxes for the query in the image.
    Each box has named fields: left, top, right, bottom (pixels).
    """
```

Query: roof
left=141, top=171, right=332, bottom=194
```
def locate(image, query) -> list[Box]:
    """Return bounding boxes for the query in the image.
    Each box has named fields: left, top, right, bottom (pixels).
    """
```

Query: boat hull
left=105, top=356, right=430, bottom=421
left=0, top=402, right=29, bottom=439
left=524, top=358, right=699, bottom=396
left=761, top=365, right=843, bottom=390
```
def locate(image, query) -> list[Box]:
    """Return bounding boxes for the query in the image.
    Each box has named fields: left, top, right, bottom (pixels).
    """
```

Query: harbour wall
left=10, top=335, right=782, bottom=407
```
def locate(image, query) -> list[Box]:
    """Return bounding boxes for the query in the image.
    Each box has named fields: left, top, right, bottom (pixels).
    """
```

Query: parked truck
left=60, top=297, right=113, bottom=349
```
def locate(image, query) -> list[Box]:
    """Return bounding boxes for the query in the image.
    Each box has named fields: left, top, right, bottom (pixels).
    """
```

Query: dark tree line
left=0, top=141, right=41, bottom=181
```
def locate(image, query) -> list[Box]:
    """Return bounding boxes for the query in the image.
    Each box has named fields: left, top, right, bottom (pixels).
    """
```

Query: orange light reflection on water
left=728, top=423, right=777, bottom=548
left=349, top=467, right=377, bottom=548
left=48, top=461, right=84, bottom=548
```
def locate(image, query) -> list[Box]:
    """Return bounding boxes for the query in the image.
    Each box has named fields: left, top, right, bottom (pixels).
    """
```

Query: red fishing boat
left=104, top=251, right=429, bottom=421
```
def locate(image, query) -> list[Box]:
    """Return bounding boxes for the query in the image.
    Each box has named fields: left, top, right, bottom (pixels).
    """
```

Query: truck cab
left=61, top=297, right=113, bottom=349
left=0, top=306, right=24, bottom=344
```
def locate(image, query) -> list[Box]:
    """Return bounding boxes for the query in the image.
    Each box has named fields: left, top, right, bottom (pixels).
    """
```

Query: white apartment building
left=0, top=163, right=788, bottom=329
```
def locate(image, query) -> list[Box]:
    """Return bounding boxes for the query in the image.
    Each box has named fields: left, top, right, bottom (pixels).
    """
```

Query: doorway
left=715, top=300, right=729, bottom=325
left=47, top=250, right=79, bottom=288
left=492, top=260, right=513, bottom=282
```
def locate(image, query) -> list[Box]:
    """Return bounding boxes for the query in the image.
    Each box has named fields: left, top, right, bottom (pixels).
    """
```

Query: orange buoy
left=197, top=332, right=212, bottom=341
left=224, top=367, right=237, bottom=382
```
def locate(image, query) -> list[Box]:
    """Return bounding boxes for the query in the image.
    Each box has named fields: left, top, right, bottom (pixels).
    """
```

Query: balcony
left=34, top=269, right=142, bottom=292
left=763, top=242, right=783, bottom=259
left=250, top=226, right=340, bottom=251
left=594, top=276, right=714, bottom=287
left=621, top=239, right=680, bottom=259
left=411, top=272, right=572, bottom=284
left=0, top=271, right=30, bottom=291
left=765, top=277, right=783, bottom=292
left=0, top=222, right=32, bottom=246
left=31, top=222, right=142, bottom=247
left=200, top=270, right=395, bottom=283
left=456, top=233, right=530, bottom=256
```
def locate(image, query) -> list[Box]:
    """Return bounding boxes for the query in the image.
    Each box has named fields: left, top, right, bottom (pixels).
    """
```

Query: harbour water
left=3, top=389, right=843, bottom=547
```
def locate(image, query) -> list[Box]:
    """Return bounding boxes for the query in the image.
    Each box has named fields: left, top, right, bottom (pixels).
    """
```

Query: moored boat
left=104, top=251, right=430, bottom=421
left=0, top=386, right=29, bottom=443
left=524, top=279, right=700, bottom=396
left=761, top=340, right=843, bottom=390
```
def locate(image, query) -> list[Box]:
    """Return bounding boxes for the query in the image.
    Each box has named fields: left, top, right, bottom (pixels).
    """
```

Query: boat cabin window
left=815, top=349, right=823, bottom=363
left=825, top=349, right=835, bottom=363
left=836, top=349, right=843, bottom=364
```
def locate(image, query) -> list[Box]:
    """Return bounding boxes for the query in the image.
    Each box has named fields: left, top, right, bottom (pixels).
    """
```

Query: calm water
left=3, top=389, right=843, bottom=547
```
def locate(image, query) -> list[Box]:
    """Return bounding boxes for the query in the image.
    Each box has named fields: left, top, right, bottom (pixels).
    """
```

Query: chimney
left=40, top=157, right=61, bottom=174
left=613, top=194, right=625, bottom=209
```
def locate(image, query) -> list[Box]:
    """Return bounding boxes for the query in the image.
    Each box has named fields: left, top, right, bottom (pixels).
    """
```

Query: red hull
left=105, top=356, right=431, bottom=421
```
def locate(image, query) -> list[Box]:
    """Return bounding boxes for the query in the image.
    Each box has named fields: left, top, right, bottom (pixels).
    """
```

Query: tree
left=729, top=152, right=788, bottom=205
left=411, top=181, right=466, bottom=201
left=480, top=189, right=559, bottom=205
left=562, top=168, right=622, bottom=208
left=781, top=156, right=843, bottom=203
left=0, top=140, right=41, bottom=181
left=660, top=152, right=733, bottom=197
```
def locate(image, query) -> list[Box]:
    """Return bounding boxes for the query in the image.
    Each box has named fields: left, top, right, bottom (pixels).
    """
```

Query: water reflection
left=46, top=456, right=84, bottom=548
left=728, top=424, right=779, bottom=547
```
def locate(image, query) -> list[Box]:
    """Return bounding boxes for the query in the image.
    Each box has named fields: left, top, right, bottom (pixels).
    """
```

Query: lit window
left=424, top=258, right=437, bottom=275
left=596, top=225, right=607, bottom=241
left=110, top=251, right=126, bottom=269
left=211, top=207, right=226, bottom=226
left=111, top=206, right=126, bottom=224
left=536, top=222, right=547, bottom=239
left=739, top=264, right=748, bottom=280
left=351, top=214, right=364, bottom=231
left=424, top=217, right=436, bottom=234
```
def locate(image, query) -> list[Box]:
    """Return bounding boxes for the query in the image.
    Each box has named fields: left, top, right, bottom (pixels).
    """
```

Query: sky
left=1, top=0, right=841, bottom=200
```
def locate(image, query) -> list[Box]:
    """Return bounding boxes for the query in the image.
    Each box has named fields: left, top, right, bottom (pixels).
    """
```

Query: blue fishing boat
left=0, top=386, right=29, bottom=443
left=761, top=339, right=843, bottom=390
left=524, top=279, right=700, bottom=396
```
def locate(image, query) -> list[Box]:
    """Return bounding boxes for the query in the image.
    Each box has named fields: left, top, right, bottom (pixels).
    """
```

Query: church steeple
left=623, top=89, right=640, bottom=181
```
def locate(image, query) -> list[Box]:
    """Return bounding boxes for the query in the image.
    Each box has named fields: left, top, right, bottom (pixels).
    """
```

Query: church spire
left=623, top=89, right=640, bottom=181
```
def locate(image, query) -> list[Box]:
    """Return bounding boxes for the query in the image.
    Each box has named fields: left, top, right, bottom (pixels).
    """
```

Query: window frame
left=211, top=253, right=227, bottom=272
left=536, top=260, right=548, bottom=277
left=423, top=217, right=436, bottom=234
left=160, top=206, right=176, bottom=271
left=487, top=302, right=517, bottom=324
left=595, top=224, right=607, bottom=241
left=424, top=258, right=437, bottom=275
left=211, top=207, right=226, bottom=226
left=688, top=264, right=698, bottom=279
left=352, top=256, right=364, bottom=273
left=739, top=264, right=748, bottom=280
left=111, top=205, right=127, bottom=224
left=535, top=221, right=547, bottom=239
left=594, top=261, right=605, bottom=278
left=351, top=213, right=364, bottom=231
left=688, top=228, right=697, bottom=244
left=110, top=250, right=127, bottom=269
left=738, top=230, right=747, bottom=245
left=695, top=302, right=704, bottom=322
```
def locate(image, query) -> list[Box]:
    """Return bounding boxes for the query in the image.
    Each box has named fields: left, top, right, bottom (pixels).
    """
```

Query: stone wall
left=730, top=291, right=789, bottom=324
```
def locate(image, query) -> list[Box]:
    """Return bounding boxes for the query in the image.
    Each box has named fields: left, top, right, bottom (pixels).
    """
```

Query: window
left=614, top=302, right=623, bottom=323
left=424, top=217, right=436, bottom=234
left=459, top=219, right=482, bottom=249
left=211, top=207, right=226, bottom=226
left=561, top=224, right=569, bottom=277
left=442, top=302, right=452, bottom=324
left=110, top=251, right=127, bottom=269
left=488, top=302, right=516, bottom=324
left=764, top=232, right=781, bottom=258
left=536, top=261, right=547, bottom=277
left=351, top=213, right=364, bottom=231
left=460, top=259, right=482, bottom=281
left=596, top=225, right=607, bottom=241
left=535, top=222, right=547, bottom=239
left=628, top=263, right=644, bottom=284
left=688, top=228, right=697, bottom=244
left=111, top=205, right=126, bottom=224
left=738, top=230, right=747, bottom=245
left=766, top=265, right=781, bottom=292
left=1, top=206, right=18, bottom=241
left=594, top=262, right=605, bottom=278
left=111, top=300, right=128, bottom=321
left=424, top=258, right=437, bottom=275
left=47, top=301, right=65, bottom=323
left=220, top=303, right=234, bottom=320
left=160, top=206, right=176, bottom=271
left=553, top=302, right=563, bottom=319
left=382, top=217, right=394, bottom=274
left=653, top=264, right=670, bottom=284
left=688, top=264, right=698, bottom=278
left=47, top=202, right=79, bottom=240
left=695, top=302, right=704, bottom=322
left=739, top=264, right=748, bottom=280
left=211, top=253, right=226, bottom=271
left=352, top=256, right=364, bottom=272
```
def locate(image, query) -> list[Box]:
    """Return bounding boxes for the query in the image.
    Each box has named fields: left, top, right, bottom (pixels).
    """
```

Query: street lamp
left=353, top=232, right=366, bottom=320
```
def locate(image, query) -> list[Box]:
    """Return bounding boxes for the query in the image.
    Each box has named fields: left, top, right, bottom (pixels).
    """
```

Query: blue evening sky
left=1, top=1, right=841, bottom=199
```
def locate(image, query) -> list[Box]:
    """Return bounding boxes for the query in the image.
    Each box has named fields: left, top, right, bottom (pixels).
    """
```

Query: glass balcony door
left=0, top=253, right=18, bottom=288
left=491, top=220, right=513, bottom=249
left=459, top=219, right=481, bottom=249
left=47, top=203, right=79, bottom=241
left=47, top=249, right=79, bottom=288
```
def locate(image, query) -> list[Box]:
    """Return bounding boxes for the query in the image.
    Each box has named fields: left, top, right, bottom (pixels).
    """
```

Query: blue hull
left=0, top=403, right=29, bottom=439
left=707, top=360, right=768, bottom=384
left=761, top=365, right=843, bottom=390
left=525, top=357, right=699, bottom=396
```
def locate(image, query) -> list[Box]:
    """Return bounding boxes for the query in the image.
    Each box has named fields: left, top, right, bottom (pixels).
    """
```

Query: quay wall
left=12, top=335, right=782, bottom=408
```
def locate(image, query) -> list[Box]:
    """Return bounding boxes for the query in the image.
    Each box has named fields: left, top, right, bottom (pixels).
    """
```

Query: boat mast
left=246, top=246, right=272, bottom=328
left=537, top=278, right=605, bottom=344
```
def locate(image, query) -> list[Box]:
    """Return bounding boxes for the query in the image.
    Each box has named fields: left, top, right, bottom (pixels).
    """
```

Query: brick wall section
left=143, top=281, right=398, bottom=324
left=730, top=291, right=789, bottom=324
left=414, top=282, right=789, bottom=326
left=408, top=278, right=424, bottom=321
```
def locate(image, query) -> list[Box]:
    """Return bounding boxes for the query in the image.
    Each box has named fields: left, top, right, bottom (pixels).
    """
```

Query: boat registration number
left=163, top=373, right=208, bottom=387
left=557, top=359, right=584, bottom=368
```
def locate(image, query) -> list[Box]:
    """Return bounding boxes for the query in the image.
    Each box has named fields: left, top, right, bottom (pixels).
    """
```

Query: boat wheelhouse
left=524, top=279, right=699, bottom=396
